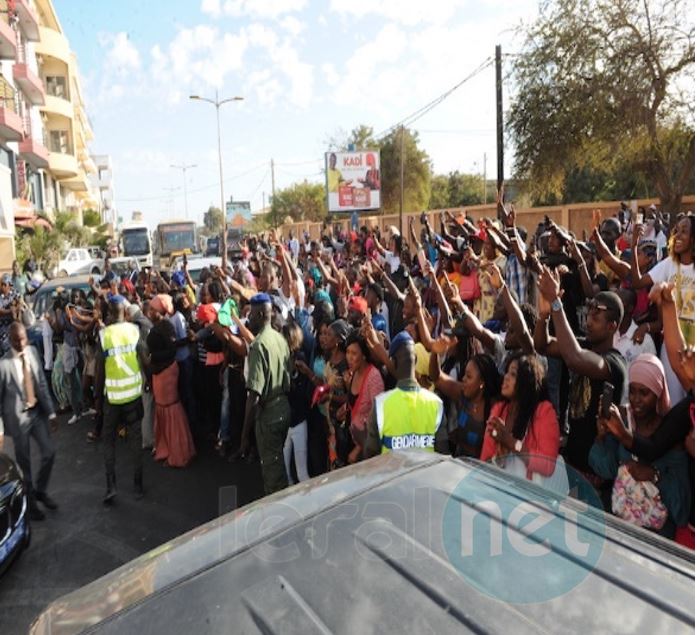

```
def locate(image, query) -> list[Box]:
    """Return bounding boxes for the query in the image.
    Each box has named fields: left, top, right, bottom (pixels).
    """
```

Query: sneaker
left=83, top=408, right=97, bottom=417
left=86, top=430, right=100, bottom=442
left=67, top=414, right=79, bottom=425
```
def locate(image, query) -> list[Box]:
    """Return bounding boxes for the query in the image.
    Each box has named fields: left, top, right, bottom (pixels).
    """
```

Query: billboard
left=225, top=200, right=251, bottom=227
left=325, top=150, right=380, bottom=212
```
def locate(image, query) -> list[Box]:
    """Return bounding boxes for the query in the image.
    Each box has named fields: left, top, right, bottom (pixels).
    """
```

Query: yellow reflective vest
left=100, top=322, right=143, bottom=405
left=375, top=385, right=443, bottom=454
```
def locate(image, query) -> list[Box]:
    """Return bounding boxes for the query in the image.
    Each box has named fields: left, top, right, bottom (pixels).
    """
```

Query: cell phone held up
left=600, top=381, right=614, bottom=419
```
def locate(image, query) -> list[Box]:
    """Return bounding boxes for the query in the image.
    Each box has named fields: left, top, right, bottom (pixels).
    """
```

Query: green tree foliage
left=268, top=180, right=326, bottom=224
left=429, top=171, right=486, bottom=208
left=379, top=127, right=432, bottom=214
left=203, top=206, right=224, bottom=234
left=82, top=208, right=101, bottom=227
left=508, top=0, right=694, bottom=209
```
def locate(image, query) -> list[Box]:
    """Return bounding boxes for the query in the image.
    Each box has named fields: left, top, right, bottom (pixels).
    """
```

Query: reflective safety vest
left=375, top=385, right=443, bottom=454
left=100, top=322, right=143, bottom=405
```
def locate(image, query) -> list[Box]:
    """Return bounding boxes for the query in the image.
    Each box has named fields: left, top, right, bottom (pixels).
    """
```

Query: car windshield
left=33, top=284, right=90, bottom=316
left=122, top=231, right=150, bottom=256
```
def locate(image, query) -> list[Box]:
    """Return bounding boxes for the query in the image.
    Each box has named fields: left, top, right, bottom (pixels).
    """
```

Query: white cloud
left=100, top=32, right=141, bottom=76
left=204, top=0, right=307, bottom=19
left=321, top=62, right=339, bottom=87
left=279, top=15, right=306, bottom=37
left=201, top=0, right=221, bottom=17
left=329, top=0, right=459, bottom=26
left=145, top=22, right=313, bottom=108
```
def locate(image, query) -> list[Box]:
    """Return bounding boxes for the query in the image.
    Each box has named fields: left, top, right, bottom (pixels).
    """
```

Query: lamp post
left=170, top=163, right=197, bottom=219
left=189, top=90, right=243, bottom=262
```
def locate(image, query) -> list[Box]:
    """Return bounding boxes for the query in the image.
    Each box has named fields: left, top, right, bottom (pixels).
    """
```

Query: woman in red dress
left=147, top=296, right=196, bottom=468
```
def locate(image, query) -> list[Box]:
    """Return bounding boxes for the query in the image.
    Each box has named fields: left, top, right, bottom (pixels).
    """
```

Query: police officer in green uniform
left=95, top=295, right=149, bottom=504
left=364, top=331, right=448, bottom=458
left=238, top=293, right=291, bottom=494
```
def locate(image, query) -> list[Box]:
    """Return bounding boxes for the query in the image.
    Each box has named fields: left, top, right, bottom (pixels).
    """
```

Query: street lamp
left=189, top=91, right=244, bottom=261
left=170, top=163, right=197, bottom=220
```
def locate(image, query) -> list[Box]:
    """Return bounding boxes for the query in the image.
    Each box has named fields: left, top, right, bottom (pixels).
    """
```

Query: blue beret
left=372, top=313, right=387, bottom=334
left=389, top=330, right=414, bottom=357
left=172, top=271, right=186, bottom=287
left=250, top=293, right=272, bottom=305
left=108, top=294, right=127, bottom=305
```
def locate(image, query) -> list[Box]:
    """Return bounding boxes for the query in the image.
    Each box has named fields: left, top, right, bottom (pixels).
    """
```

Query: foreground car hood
left=30, top=453, right=694, bottom=635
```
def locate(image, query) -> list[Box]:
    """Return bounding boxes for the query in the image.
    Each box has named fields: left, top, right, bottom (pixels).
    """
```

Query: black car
left=206, top=236, right=220, bottom=257
left=30, top=453, right=694, bottom=634
left=0, top=451, right=30, bottom=575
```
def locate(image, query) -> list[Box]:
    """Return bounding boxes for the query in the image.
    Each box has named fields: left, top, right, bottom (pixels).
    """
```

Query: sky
left=54, top=0, right=539, bottom=231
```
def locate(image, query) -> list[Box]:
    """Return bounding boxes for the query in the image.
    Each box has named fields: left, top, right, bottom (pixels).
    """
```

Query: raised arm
left=538, top=266, right=611, bottom=379
left=629, top=224, right=654, bottom=289
left=589, top=228, right=630, bottom=280
left=568, top=240, right=596, bottom=299
left=650, top=282, right=693, bottom=391
left=487, top=265, right=534, bottom=354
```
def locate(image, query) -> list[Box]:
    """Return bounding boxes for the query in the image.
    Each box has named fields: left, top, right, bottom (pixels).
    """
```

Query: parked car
left=29, top=453, right=695, bottom=634
left=87, top=246, right=105, bottom=260
left=51, top=248, right=103, bottom=279
left=0, top=451, right=30, bottom=576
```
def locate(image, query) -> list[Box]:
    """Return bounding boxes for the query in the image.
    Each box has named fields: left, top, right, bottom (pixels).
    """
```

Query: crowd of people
left=0, top=195, right=694, bottom=549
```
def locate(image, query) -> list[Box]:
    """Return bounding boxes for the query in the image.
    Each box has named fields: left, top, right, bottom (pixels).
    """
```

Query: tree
left=203, top=206, right=224, bottom=234
left=429, top=171, right=486, bottom=208
left=378, top=127, right=432, bottom=215
left=82, top=209, right=101, bottom=227
left=508, top=0, right=694, bottom=209
left=269, top=180, right=326, bottom=225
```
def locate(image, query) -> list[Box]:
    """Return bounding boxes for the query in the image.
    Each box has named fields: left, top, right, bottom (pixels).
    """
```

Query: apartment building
left=0, top=0, right=102, bottom=268
left=35, top=0, right=99, bottom=222
left=90, top=153, right=115, bottom=228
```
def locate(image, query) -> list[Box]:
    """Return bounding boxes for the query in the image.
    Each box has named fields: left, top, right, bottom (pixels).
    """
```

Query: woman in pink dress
left=147, top=298, right=196, bottom=468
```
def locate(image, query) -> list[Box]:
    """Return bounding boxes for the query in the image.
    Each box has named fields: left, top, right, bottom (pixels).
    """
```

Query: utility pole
left=399, top=125, right=405, bottom=236
left=270, top=158, right=276, bottom=229
left=170, top=163, right=197, bottom=220
left=495, top=44, right=504, bottom=220
left=483, top=152, right=487, bottom=204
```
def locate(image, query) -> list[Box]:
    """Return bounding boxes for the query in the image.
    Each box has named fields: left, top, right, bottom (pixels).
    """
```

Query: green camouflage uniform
left=246, top=324, right=291, bottom=494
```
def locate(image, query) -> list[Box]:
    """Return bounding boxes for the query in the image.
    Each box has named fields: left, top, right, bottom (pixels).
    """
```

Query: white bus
left=119, top=222, right=153, bottom=268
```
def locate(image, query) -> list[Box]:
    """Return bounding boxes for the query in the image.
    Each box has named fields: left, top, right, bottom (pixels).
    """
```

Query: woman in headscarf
left=591, top=354, right=691, bottom=539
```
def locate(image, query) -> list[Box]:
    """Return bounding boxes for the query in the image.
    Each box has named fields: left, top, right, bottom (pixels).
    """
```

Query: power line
left=247, top=168, right=268, bottom=200
left=375, top=56, right=494, bottom=139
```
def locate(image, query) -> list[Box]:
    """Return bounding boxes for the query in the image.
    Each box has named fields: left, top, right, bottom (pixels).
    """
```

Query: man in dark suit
left=0, top=322, right=57, bottom=520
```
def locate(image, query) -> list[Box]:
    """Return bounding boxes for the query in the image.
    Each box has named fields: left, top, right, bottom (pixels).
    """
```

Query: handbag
left=611, top=463, right=667, bottom=530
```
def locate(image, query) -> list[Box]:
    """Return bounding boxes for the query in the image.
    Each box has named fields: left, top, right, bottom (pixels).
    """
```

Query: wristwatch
left=653, top=468, right=660, bottom=484
left=514, top=439, right=523, bottom=453
left=551, top=297, right=563, bottom=313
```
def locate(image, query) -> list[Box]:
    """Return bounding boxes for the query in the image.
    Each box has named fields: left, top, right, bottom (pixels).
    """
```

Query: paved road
left=0, top=412, right=264, bottom=634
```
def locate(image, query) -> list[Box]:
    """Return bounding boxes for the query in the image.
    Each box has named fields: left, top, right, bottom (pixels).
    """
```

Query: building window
left=49, top=130, right=72, bottom=154
left=45, top=76, right=69, bottom=100
left=28, top=170, right=43, bottom=210
left=0, top=147, right=18, bottom=199
left=0, top=75, right=16, bottom=113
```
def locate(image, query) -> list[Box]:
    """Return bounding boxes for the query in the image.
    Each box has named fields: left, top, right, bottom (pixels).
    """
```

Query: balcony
left=0, top=17, right=16, bottom=59
left=61, top=170, right=89, bottom=192
left=47, top=150, right=78, bottom=179
left=0, top=89, right=23, bottom=140
left=19, top=136, right=49, bottom=169
left=41, top=93, right=73, bottom=119
left=13, top=63, right=45, bottom=105
left=15, top=0, right=40, bottom=42
left=35, top=26, right=70, bottom=64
